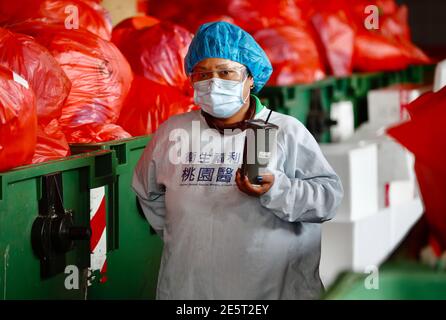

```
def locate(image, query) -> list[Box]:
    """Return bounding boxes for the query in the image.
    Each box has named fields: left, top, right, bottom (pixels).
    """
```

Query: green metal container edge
left=70, top=135, right=152, bottom=175
left=0, top=150, right=116, bottom=202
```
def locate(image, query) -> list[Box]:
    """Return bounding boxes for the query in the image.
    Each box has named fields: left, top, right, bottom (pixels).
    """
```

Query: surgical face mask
left=193, top=77, right=249, bottom=119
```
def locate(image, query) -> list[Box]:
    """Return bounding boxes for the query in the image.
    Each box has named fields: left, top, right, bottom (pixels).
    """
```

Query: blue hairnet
left=185, top=21, right=273, bottom=93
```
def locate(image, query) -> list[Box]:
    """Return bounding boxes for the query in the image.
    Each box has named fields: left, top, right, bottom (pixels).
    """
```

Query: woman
left=132, top=21, right=343, bottom=300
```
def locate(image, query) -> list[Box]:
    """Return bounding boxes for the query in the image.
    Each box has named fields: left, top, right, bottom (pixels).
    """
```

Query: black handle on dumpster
left=32, top=173, right=91, bottom=279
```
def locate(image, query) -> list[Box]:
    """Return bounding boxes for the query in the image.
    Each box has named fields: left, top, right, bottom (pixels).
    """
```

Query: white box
left=320, top=209, right=392, bottom=287
left=385, top=180, right=415, bottom=208
left=321, top=143, right=378, bottom=222
left=346, top=122, right=416, bottom=209
left=320, top=198, right=424, bottom=288
left=367, top=84, right=431, bottom=125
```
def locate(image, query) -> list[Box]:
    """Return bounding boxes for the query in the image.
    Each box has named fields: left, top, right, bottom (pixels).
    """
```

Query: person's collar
left=251, top=94, right=265, bottom=115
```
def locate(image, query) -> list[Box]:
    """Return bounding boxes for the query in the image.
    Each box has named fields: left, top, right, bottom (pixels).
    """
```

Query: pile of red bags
left=0, top=28, right=71, bottom=163
left=0, top=0, right=199, bottom=170
left=0, top=0, right=433, bottom=171
left=0, top=0, right=43, bottom=25
left=112, top=20, right=197, bottom=136
left=146, top=0, right=325, bottom=86
left=387, top=87, right=446, bottom=256
left=0, top=65, right=37, bottom=172
left=0, top=0, right=135, bottom=169
left=308, top=0, right=430, bottom=74
left=146, top=0, right=430, bottom=81
left=0, top=0, right=112, bottom=40
left=11, top=22, right=133, bottom=143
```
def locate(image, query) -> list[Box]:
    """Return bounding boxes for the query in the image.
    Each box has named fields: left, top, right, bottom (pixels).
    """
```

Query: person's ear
left=248, top=76, right=254, bottom=90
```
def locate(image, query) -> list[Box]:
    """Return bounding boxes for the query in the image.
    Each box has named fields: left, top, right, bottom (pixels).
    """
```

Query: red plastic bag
left=388, top=90, right=446, bottom=177
left=11, top=22, right=133, bottom=143
left=228, top=0, right=303, bottom=33
left=387, top=87, right=446, bottom=252
left=311, top=10, right=355, bottom=76
left=34, top=120, right=70, bottom=163
left=381, top=5, right=411, bottom=41
left=0, top=28, right=70, bottom=122
left=118, top=76, right=196, bottom=136
left=353, top=32, right=410, bottom=71
left=253, top=25, right=326, bottom=86
left=111, top=15, right=160, bottom=48
left=67, top=123, right=131, bottom=144
left=346, top=0, right=430, bottom=72
left=0, top=0, right=44, bottom=25
left=146, top=0, right=231, bottom=32
left=0, top=65, right=37, bottom=172
left=113, top=21, right=193, bottom=96
left=0, top=28, right=71, bottom=163
left=0, top=0, right=112, bottom=40
left=353, top=32, right=430, bottom=72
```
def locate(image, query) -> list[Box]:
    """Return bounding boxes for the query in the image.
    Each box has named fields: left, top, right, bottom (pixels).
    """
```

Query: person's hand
left=235, top=169, right=275, bottom=197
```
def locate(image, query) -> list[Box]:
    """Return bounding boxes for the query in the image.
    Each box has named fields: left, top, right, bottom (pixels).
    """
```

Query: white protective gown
left=132, top=101, right=343, bottom=300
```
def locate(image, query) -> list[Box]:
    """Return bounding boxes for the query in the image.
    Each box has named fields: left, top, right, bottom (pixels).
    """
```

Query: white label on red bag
left=12, top=72, right=29, bottom=89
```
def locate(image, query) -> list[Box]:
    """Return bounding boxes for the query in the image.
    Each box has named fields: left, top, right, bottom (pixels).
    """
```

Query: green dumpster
left=324, top=261, right=446, bottom=300
left=70, top=136, right=163, bottom=299
left=0, top=150, right=115, bottom=299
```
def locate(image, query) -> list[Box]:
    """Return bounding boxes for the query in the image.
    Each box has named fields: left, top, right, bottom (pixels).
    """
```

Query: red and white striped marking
left=89, top=186, right=107, bottom=283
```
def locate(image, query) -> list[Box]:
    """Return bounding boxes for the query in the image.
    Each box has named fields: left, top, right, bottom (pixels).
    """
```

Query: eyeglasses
left=190, top=66, right=248, bottom=83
